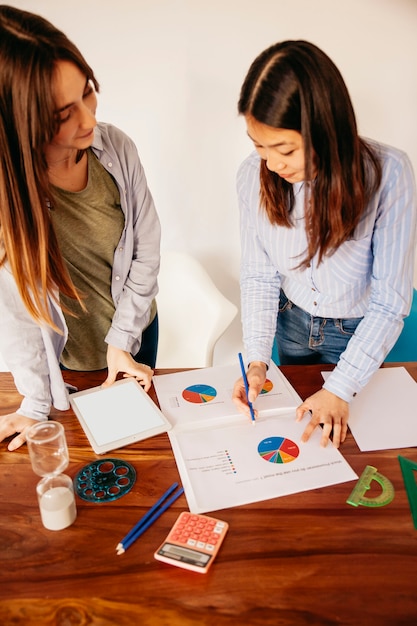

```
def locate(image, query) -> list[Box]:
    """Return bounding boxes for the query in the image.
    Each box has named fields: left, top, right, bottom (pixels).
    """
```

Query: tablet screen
left=70, top=378, right=171, bottom=454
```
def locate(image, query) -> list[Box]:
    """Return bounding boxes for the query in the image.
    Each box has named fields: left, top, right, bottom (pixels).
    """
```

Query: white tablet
left=69, top=378, right=171, bottom=455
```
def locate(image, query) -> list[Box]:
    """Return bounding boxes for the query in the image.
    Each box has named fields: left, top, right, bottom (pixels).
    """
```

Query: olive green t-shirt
left=50, top=149, right=125, bottom=370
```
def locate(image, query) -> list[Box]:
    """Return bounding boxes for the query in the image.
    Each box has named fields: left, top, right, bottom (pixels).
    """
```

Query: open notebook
left=153, top=363, right=357, bottom=514
left=70, top=378, right=171, bottom=454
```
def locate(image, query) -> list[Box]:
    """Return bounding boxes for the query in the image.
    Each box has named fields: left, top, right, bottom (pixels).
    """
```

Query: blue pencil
left=238, top=352, right=256, bottom=425
left=116, top=482, right=182, bottom=554
left=117, top=487, right=184, bottom=555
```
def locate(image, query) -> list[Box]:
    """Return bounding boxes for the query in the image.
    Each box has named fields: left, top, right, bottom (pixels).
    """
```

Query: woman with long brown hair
left=0, top=6, right=160, bottom=450
left=233, top=40, right=416, bottom=447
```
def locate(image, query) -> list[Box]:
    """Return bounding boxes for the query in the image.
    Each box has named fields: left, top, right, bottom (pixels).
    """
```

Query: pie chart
left=260, top=379, right=273, bottom=394
left=258, top=436, right=299, bottom=463
left=182, top=384, right=217, bottom=404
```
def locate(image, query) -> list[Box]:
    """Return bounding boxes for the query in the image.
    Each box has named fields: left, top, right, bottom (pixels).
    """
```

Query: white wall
left=4, top=0, right=417, bottom=367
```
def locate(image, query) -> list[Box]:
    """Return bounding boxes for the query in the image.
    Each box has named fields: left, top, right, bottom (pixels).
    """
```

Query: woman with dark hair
left=232, top=40, right=416, bottom=447
left=0, top=6, right=160, bottom=450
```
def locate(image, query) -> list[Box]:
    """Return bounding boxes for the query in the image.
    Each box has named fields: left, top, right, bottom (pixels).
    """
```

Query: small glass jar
left=36, top=474, right=77, bottom=531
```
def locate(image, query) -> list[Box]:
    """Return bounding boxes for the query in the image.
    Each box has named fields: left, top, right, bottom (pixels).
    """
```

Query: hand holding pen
left=232, top=355, right=268, bottom=421
left=238, top=353, right=256, bottom=425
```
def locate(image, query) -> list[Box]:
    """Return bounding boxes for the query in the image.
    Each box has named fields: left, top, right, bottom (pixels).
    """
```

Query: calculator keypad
left=167, top=512, right=227, bottom=554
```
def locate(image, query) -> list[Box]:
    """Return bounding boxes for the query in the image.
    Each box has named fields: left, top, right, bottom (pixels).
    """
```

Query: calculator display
left=157, top=542, right=211, bottom=567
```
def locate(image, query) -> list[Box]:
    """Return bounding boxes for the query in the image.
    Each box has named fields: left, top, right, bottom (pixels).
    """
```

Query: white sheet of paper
left=169, top=412, right=358, bottom=513
left=322, top=367, right=417, bottom=451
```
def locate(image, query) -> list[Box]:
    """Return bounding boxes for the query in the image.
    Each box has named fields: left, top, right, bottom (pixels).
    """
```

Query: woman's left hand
left=296, top=388, right=349, bottom=448
left=102, top=344, right=153, bottom=392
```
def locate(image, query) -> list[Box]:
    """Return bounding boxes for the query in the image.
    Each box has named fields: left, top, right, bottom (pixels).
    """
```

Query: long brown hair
left=238, top=40, right=382, bottom=266
left=0, top=5, right=99, bottom=328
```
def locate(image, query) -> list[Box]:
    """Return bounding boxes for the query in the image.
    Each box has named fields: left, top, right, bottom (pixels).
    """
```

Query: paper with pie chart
left=154, top=364, right=357, bottom=513
left=153, top=362, right=301, bottom=429
left=168, top=411, right=357, bottom=513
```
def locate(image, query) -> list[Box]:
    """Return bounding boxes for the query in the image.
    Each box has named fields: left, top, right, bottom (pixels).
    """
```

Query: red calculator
left=154, top=511, right=228, bottom=573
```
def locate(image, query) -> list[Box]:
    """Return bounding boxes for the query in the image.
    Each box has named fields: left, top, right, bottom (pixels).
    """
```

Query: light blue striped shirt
left=237, top=138, right=417, bottom=402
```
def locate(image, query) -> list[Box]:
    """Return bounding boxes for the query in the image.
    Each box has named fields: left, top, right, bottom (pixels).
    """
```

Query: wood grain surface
left=0, top=364, right=416, bottom=626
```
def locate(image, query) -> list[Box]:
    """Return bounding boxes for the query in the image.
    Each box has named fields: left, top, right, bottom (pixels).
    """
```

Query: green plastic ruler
left=398, top=455, right=417, bottom=530
left=347, top=465, right=395, bottom=507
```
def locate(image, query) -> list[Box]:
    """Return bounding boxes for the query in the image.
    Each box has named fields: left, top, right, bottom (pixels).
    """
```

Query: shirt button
left=108, top=162, right=113, bottom=167
left=115, top=275, right=120, bottom=281
left=118, top=247, right=123, bottom=252
left=313, top=301, right=317, bottom=306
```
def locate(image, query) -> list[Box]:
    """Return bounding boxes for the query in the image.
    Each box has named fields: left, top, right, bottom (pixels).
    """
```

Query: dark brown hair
left=0, top=5, right=99, bottom=327
left=238, top=40, right=382, bottom=266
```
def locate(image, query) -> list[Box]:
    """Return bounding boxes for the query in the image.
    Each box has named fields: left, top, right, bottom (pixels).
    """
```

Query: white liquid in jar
left=39, top=486, right=77, bottom=531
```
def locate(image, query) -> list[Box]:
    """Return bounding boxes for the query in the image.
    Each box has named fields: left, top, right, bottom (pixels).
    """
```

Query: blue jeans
left=276, top=291, right=363, bottom=365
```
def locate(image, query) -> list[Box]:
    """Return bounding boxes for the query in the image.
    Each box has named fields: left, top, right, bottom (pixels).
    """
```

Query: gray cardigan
left=0, top=122, right=160, bottom=420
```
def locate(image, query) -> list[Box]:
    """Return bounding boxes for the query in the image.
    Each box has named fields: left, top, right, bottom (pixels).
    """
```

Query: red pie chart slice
left=279, top=438, right=299, bottom=456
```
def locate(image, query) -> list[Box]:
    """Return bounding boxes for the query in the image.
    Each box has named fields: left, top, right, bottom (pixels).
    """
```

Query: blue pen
left=238, top=352, right=256, bottom=425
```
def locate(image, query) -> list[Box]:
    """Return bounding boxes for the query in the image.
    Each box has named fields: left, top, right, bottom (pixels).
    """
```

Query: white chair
left=155, top=251, right=238, bottom=368
left=0, top=352, right=8, bottom=372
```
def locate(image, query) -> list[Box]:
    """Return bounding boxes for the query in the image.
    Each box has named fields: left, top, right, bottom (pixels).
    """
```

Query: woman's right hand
left=102, top=344, right=154, bottom=392
left=232, top=361, right=267, bottom=419
left=0, top=412, right=38, bottom=451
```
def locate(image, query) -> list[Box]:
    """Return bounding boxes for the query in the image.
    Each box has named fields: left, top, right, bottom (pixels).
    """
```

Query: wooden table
left=0, top=364, right=416, bottom=626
